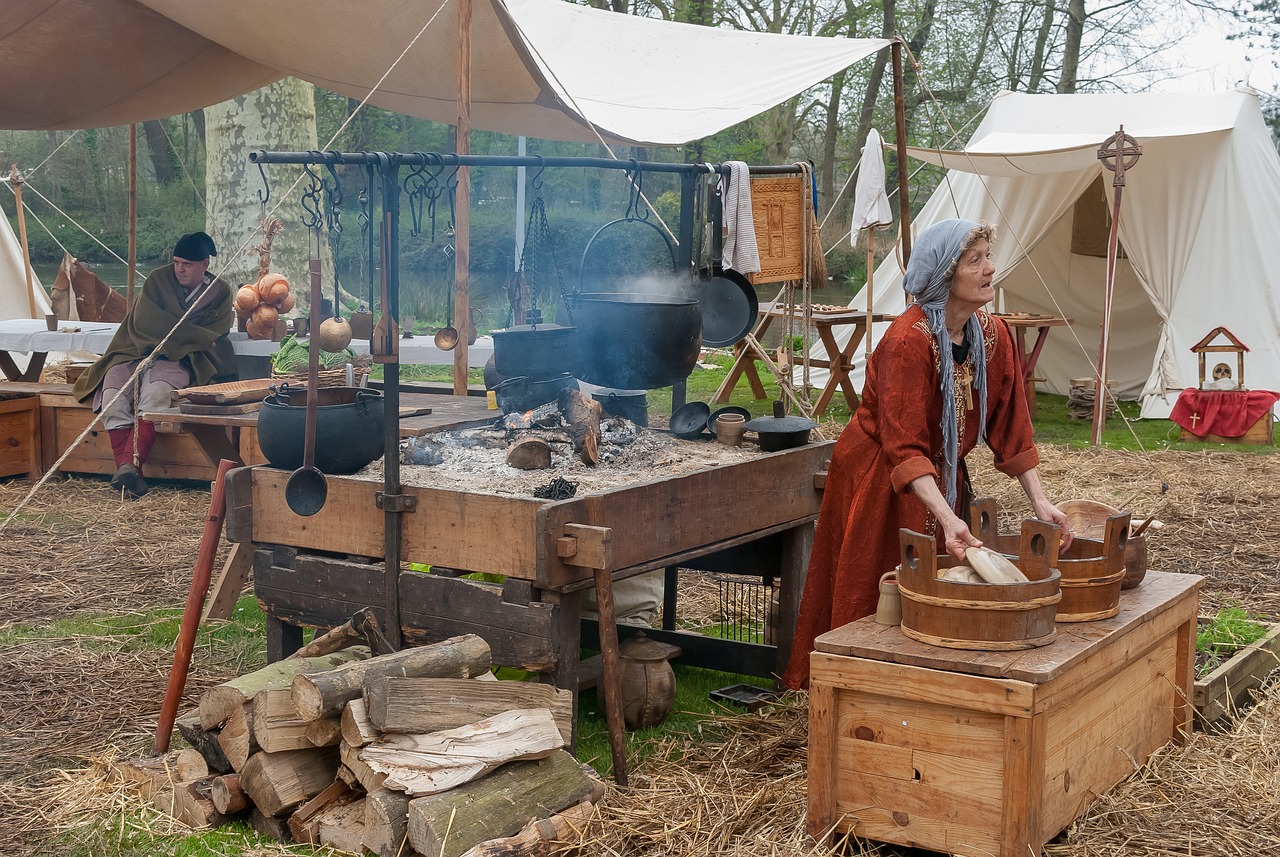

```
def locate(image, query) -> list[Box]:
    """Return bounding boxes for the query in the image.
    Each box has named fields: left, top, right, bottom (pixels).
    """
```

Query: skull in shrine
left=1212, top=362, right=1232, bottom=381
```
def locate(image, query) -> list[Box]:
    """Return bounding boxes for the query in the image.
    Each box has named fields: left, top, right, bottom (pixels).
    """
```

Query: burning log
left=559, top=388, right=601, bottom=465
left=365, top=676, right=573, bottom=746
left=361, top=709, right=564, bottom=796
left=291, top=634, right=491, bottom=721
left=407, top=751, right=603, bottom=857
left=199, top=648, right=371, bottom=729
left=240, top=746, right=340, bottom=817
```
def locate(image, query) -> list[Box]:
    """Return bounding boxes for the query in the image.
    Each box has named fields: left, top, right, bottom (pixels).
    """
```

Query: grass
left=1196, top=605, right=1272, bottom=674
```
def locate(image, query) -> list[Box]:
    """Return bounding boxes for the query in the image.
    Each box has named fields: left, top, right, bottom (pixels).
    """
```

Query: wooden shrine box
left=0, top=392, right=40, bottom=477
left=807, top=571, right=1202, bottom=857
left=1178, top=409, right=1273, bottom=445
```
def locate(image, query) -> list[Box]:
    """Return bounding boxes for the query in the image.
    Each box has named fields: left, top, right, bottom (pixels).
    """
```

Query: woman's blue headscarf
left=902, top=218, right=989, bottom=510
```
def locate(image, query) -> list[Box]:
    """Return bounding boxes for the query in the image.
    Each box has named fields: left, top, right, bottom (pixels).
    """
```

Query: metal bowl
left=669, top=401, right=712, bottom=439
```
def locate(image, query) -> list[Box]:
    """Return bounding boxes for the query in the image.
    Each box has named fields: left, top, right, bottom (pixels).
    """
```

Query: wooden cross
left=1189, top=412, right=1201, bottom=428
left=956, top=361, right=975, bottom=411
left=1098, top=126, right=1142, bottom=188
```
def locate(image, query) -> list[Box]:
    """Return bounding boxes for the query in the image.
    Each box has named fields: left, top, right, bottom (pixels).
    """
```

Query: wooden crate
left=1179, top=409, right=1273, bottom=445
left=807, top=571, right=1201, bottom=857
left=0, top=394, right=40, bottom=477
left=1194, top=620, right=1280, bottom=726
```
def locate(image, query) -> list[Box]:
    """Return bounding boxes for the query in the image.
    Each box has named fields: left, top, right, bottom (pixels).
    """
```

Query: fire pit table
left=223, top=436, right=832, bottom=773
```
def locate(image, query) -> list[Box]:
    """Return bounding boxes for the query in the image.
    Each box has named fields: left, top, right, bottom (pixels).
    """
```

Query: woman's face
left=949, top=238, right=996, bottom=309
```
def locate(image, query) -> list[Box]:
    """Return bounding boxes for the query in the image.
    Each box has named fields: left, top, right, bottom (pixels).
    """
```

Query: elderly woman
left=781, top=219, right=1072, bottom=689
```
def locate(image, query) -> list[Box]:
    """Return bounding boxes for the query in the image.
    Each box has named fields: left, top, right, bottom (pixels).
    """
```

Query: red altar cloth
left=1169, top=388, right=1280, bottom=437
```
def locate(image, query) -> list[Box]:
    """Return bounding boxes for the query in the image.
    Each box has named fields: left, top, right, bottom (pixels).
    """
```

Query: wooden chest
left=807, top=571, right=1201, bottom=857
left=1179, top=409, right=1273, bottom=445
left=0, top=393, right=40, bottom=477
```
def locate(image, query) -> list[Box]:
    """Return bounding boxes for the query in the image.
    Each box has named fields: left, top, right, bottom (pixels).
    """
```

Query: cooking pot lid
left=743, top=413, right=819, bottom=433
left=699, top=270, right=759, bottom=348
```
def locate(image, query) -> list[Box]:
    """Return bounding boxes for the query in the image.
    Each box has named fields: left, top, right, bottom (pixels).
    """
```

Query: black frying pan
left=699, top=266, right=758, bottom=347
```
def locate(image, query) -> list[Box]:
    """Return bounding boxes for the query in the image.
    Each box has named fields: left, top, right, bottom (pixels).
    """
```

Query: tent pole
left=8, top=165, right=38, bottom=319
left=452, top=0, right=472, bottom=397
left=891, top=38, right=912, bottom=268
left=865, top=225, right=875, bottom=358
left=128, top=124, right=137, bottom=304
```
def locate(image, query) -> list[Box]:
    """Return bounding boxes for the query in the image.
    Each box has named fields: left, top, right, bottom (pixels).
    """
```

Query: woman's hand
left=908, top=474, right=983, bottom=559
left=939, top=513, right=983, bottom=560
left=1017, top=469, right=1074, bottom=551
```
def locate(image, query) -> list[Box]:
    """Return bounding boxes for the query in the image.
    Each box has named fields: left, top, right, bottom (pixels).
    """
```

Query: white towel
left=721, top=161, right=761, bottom=274
left=849, top=128, right=893, bottom=244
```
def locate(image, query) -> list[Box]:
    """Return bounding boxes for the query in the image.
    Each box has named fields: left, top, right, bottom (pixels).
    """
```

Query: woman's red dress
left=781, top=305, right=1039, bottom=689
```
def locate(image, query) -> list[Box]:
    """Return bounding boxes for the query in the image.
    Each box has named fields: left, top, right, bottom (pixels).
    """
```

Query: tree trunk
left=1028, top=0, right=1057, bottom=91
left=141, top=120, right=177, bottom=184
left=1059, top=0, right=1086, bottom=93
left=205, top=77, right=330, bottom=304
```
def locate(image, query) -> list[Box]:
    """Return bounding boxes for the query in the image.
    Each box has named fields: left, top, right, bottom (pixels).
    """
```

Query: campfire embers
left=401, top=387, right=642, bottom=473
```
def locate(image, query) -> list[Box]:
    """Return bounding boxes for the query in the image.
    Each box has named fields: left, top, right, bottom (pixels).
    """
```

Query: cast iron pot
left=744, top=401, right=818, bottom=452
left=567, top=293, right=702, bottom=389
left=592, top=388, right=649, bottom=425
left=491, top=321, right=581, bottom=380
left=492, top=373, right=579, bottom=413
left=258, top=386, right=385, bottom=474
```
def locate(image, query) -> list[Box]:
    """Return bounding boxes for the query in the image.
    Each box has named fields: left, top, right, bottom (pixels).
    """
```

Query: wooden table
left=713, top=303, right=894, bottom=415
left=995, top=313, right=1073, bottom=417
left=807, top=570, right=1201, bottom=857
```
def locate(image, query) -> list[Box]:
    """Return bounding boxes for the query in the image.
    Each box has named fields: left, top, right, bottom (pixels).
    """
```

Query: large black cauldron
left=568, top=293, right=702, bottom=389
left=257, top=386, right=385, bottom=474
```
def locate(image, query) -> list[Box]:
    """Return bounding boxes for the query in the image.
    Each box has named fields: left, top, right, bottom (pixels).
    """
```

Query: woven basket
left=272, top=354, right=372, bottom=388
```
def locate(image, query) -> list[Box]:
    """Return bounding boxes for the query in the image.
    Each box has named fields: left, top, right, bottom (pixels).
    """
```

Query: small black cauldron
left=257, top=386, right=385, bottom=474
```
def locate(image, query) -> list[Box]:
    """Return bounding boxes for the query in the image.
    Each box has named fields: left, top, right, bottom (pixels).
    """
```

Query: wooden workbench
left=807, top=570, right=1201, bottom=857
left=713, top=303, right=894, bottom=416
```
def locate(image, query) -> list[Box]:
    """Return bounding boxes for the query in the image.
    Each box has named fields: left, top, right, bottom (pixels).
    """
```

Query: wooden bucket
left=970, top=498, right=1129, bottom=622
left=896, top=520, right=1062, bottom=651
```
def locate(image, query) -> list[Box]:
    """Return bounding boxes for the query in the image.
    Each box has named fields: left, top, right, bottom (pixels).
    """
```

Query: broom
left=805, top=166, right=827, bottom=287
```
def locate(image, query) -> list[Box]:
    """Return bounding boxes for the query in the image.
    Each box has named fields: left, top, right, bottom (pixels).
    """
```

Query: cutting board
left=177, top=378, right=278, bottom=405
left=398, top=406, right=432, bottom=418
left=178, top=401, right=263, bottom=415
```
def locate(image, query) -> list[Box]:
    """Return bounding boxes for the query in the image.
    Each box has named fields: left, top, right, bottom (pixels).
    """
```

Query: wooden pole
left=865, top=226, right=875, bottom=359
left=153, top=459, right=238, bottom=755
left=8, top=165, right=38, bottom=319
left=452, top=0, right=472, bottom=397
left=891, top=39, right=912, bottom=269
left=128, top=124, right=138, bottom=304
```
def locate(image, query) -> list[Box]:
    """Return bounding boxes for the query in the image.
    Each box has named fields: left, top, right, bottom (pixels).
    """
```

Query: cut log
left=175, top=747, right=209, bottom=782
left=290, top=635, right=490, bottom=722
left=175, top=708, right=232, bottom=774
left=169, top=776, right=233, bottom=829
left=363, top=788, right=415, bottom=857
left=361, top=708, right=563, bottom=796
left=341, top=697, right=379, bottom=747
left=287, top=607, right=395, bottom=659
left=317, top=796, right=368, bottom=853
left=239, top=747, right=340, bottom=817
left=506, top=438, right=552, bottom=470
left=408, top=750, right=602, bottom=857
left=458, top=800, right=596, bottom=857
left=210, top=773, right=249, bottom=815
left=216, top=702, right=258, bottom=772
left=365, top=676, right=573, bottom=746
left=249, top=807, right=291, bottom=842
left=304, top=716, right=343, bottom=748
left=199, top=647, right=371, bottom=729
left=287, top=779, right=357, bottom=844
left=341, top=739, right=388, bottom=792
left=113, top=752, right=183, bottom=801
left=252, top=688, right=312, bottom=753
left=559, top=388, right=600, bottom=466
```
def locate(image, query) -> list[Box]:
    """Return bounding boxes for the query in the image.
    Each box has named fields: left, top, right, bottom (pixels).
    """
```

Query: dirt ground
left=1, top=441, right=1278, bottom=854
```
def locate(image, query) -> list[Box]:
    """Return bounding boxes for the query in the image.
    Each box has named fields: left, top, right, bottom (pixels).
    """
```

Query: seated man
left=73, top=231, right=237, bottom=497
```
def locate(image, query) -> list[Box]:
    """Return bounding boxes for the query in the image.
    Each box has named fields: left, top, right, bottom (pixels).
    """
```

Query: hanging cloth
left=849, top=128, right=892, bottom=242
left=721, top=161, right=761, bottom=274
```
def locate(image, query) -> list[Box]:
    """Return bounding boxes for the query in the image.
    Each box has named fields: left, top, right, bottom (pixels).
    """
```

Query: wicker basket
left=272, top=354, right=372, bottom=388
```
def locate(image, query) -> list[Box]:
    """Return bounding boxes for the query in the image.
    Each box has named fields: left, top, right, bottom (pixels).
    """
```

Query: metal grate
left=711, top=573, right=780, bottom=645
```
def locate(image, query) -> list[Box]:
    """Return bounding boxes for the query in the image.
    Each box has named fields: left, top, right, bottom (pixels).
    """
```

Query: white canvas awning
left=3, top=0, right=888, bottom=145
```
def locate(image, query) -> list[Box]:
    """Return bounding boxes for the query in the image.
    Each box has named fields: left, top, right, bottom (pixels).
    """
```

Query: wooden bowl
left=1059, top=498, right=1122, bottom=541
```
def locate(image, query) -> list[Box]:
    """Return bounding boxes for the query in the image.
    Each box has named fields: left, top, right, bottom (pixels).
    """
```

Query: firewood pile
left=116, top=632, right=603, bottom=857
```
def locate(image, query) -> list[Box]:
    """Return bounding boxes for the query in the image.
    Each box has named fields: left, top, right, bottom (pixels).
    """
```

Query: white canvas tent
left=0, top=195, right=49, bottom=320
left=824, top=88, right=1280, bottom=419
left=2, top=0, right=887, bottom=145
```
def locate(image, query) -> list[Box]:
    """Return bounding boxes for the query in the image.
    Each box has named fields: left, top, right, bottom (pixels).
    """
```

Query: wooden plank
left=805, top=679, right=838, bottom=840
left=254, top=551, right=387, bottom=632
left=835, top=806, right=997, bottom=857
left=1194, top=621, right=1280, bottom=726
left=0, top=395, right=39, bottom=477
left=252, top=468, right=386, bottom=558
left=834, top=692, right=1008, bottom=761
left=202, top=542, right=252, bottom=623
left=1001, top=710, right=1045, bottom=857
left=810, top=653, right=1035, bottom=717
left=46, top=397, right=219, bottom=480
left=813, top=571, right=1203, bottom=684
left=538, top=441, right=831, bottom=588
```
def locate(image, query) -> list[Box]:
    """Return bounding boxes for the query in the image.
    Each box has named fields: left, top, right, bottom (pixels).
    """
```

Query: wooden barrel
left=970, top=497, right=1129, bottom=622
left=1054, top=513, right=1130, bottom=621
left=896, top=522, right=1061, bottom=651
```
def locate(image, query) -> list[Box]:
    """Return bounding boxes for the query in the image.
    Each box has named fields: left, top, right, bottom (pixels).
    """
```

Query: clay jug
left=875, top=569, right=902, bottom=626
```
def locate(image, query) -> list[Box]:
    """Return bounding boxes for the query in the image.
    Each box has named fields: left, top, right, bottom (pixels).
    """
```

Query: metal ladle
left=285, top=259, right=328, bottom=516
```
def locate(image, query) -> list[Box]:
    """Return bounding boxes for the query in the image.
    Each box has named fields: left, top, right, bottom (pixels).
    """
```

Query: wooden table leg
left=813, top=321, right=866, bottom=416
left=713, top=316, right=774, bottom=403
left=186, top=424, right=245, bottom=467
left=202, top=542, right=253, bottom=622
left=592, top=566, right=629, bottom=786
left=0, top=349, right=46, bottom=382
left=266, top=614, right=304, bottom=662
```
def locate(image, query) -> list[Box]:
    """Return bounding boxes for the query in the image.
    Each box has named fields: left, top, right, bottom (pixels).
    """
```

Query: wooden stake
left=8, top=165, right=38, bottom=319
left=865, top=225, right=875, bottom=359
left=128, top=124, right=137, bottom=304
left=891, top=40, right=912, bottom=268
left=453, top=0, right=473, bottom=396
